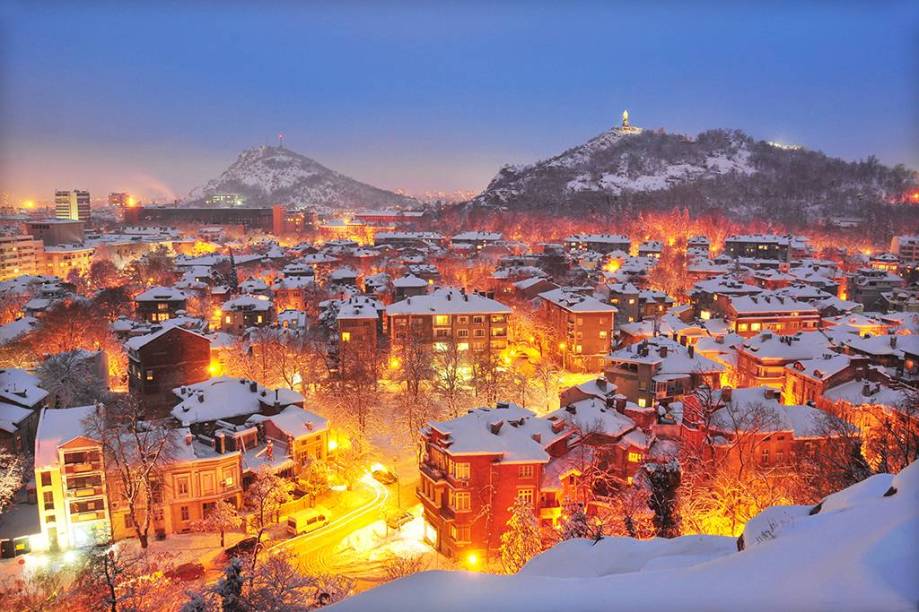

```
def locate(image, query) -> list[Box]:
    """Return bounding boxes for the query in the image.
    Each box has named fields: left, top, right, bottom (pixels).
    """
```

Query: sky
left=1, top=1, right=917, bottom=203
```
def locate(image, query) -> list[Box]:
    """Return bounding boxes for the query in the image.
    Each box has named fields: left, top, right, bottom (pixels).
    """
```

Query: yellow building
left=0, top=234, right=42, bottom=280
left=34, top=405, right=111, bottom=551
left=42, top=244, right=94, bottom=278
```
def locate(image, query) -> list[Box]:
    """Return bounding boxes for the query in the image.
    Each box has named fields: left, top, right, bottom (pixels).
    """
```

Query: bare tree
left=192, top=499, right=242, bottom=548
left=83, top=398, right=176, bottom=548
left=243, top=468, right=293, bottom=582
left=37, top=350, right=109, bottom=407
left=0, top=448, right=22, bottom=515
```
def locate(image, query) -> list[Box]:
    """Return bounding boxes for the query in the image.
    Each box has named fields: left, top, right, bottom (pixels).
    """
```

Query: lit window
left=638, top=398, right=647, bottom=407
left=738, top=323, right=749, bottom=332
left=518, top=465, right=534, bottom=478
left=751, top=322, right=762, bottom=331
left=628, top=452, right=642, bottom=463
left=599, top=330, right=608, bottom=338
left=180, top=506, right=190, bottom=521
left=451, top=491, right=471, bottom=512
left=454, top=462, right=470, bottom=480
left=517, top=488, right=535, bottom=505
left=457, top=342, right=469, bottom=351
left=434, top=315, right=449, bottom=326
left=145, top=370, right=154, bottom=381
left=341, top=331, right=351, bottom=342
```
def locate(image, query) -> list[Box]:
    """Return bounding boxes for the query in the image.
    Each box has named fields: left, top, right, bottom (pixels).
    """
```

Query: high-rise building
left=0, top=235, right=43, bottom=280
left=54, top=190, right=91, bottom=222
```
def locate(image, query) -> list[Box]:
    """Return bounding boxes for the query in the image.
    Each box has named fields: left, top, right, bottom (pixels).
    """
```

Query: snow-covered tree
left=499, top=496, right=543, bottom=574
left=37, top=350, right=108, bottom=408
left=0, top=449, right=22, bottom=515
left=192, top=499, right=242, bottom=548
left=559, top=502, right=597, bottom=541
left=243, top=468, right=293, bottom=579
left=216, top=558, right=245, bottom=612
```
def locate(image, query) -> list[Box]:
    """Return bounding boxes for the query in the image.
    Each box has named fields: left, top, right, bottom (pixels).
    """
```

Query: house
left=723, top=234, right=792, bottom=261
left=451, top=231, right=502, bottom=251
left=725, top=293, right=820, bottom=338
left=847, top=268, right=904, bottom=311
left=564, top=234, right=630, bottom=254
left=605, top=337, right=724, bottom=407
left=782, top=353, right=868, bottom=405
left=220, top=294, right=275, bottom=332
left=386, top=287, right=511, bottom=355
left=134, top=286, right=188, bottom=322
left=171, top=376, right=304, bottom=432
left=538, top=288, right=616, bottom=372
left=126, top=326, right=212, bottom=413
left=392, top=274, right=430, bottom=301
left=337, top=295, right=384, bottom=359
left=735, top=331, right=831, bottom=389
left=34, top=405, right=111, bottom=551
left=0, top=368, right=47, bottom=453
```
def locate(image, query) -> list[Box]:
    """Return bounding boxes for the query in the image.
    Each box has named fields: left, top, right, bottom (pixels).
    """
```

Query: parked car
left=225, top=536, right=261, bottom=558
left=371, top=466, right=397, bottom=485
left=167, top=562, right=205, bottom=581
left=386, top=511, right=414, bottom=530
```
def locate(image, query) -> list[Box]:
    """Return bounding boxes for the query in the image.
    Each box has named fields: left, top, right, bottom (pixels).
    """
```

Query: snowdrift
left=333, top=462, right=919, bottom=612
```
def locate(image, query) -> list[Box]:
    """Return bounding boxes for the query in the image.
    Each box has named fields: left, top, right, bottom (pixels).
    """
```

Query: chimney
left=531, top=433, right=541, bottom=444
left=615, top=396, right=627, bottom=413
left=489, top=421, right=503, bottom=435
left=249, top=381, right=258, bottom=392
left=185, top=432, right=193, bottom=446
left=721, top=388, right=733, bottom=402
left=862, top=382, right=871, bottom=397
left=659, top=346, right=668, bottom=358
left=889, top=336, right=897, bottom=348
left=596, top=378, right=606, bottom=390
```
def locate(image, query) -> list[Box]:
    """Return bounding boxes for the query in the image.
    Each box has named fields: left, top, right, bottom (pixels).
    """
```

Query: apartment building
left=538, top=288, right=616, bottom=372
left=563, top=234, right=631, bottom=254
left=42, top=244, right=94, bottom=278
left=54, top=190, right=91, bottom=223
left=337, top=295, right=384, bottom=358
left=782, top=353, right=869, bottom=405
left=725, top=294, right=821, bottom=338
left=890, top=235, right=919, bottom=267
left=0, top=234, right=42, bottom=280
left=24, top=220, right=85, bottom=246
left=386, top=287, right=512, bottom=354
left=34, top=405, right=111, bottom=551
left=847, top=268, right=905, bottom=311
left=735, top=331, right=831, bottom=389
left=126, top=325, right=212, bottom=413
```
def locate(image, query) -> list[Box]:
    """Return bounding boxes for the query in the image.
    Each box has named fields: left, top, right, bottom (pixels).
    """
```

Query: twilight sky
left=1, top=1, right=917, bottom=203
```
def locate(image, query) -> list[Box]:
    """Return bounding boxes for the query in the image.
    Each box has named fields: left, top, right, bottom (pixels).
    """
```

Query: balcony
left=63, top=462, right=103, bottom=475
left=420, top=462, right=445, bottom=482
left=70, top=510, right=107, bottom=523
left=68, top=486, right=104, bottom=499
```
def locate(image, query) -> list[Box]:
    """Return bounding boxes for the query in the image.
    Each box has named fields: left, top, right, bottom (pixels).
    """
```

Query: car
left=287, top=506, right=331, bottom=536
left=166, top=561, right=205, bottom=582
left=372, top=467, right=397, bottom=485
left=386, top=511, right=414, bottom=530
left=224, top=536, right=261, bottom=558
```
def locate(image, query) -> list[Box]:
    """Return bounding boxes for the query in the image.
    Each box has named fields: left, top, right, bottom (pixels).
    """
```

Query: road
left=270, top=474, right=391, bottom=579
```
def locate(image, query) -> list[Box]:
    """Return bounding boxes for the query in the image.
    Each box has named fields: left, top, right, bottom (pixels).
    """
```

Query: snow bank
left=333, top=462, right=919, bottom=612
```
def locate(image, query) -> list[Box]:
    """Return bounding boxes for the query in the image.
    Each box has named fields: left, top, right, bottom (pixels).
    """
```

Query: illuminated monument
left=619, top=109, right=641, bottom=134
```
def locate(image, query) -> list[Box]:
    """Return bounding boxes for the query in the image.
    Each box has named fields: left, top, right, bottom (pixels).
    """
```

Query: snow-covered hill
left=187, top=145, right=418, bottom=210
left=467, top=126, right=916, bottom=225
left=333, top=462, right=919, bottom=612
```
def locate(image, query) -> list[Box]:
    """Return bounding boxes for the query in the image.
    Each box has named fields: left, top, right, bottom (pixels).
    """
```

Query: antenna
left=278, top=133, right=285, bottom=149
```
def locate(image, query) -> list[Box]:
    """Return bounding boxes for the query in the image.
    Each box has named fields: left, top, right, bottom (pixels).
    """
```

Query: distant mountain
left=466, top=123, right=917, bottom=225
left=187, top=145, right=418, bottom=210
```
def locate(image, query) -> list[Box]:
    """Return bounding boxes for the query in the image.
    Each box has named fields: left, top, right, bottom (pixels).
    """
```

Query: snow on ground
left=332, top=462, right=919, bottom=612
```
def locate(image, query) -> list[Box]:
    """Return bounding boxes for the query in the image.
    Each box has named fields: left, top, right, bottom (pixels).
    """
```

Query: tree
left=83, top=398, right=176, bottom=548
left=93, top=286, right=134, bottom=321
left=127, top=247, right=176, bottom=287
left=215, top=557, right=245, bottom=612
left=243, top=468, right=293, bottom=580
left=644, top=460, right=681, bottom=538
left=37, top=350, right=109, bottom=407
left=87, top=260, right=122, bottom=291
left=863, top=388, right=919, bottom=474
left=193, top=499, right=242, bottom=548
left=559, top=502, right=599, bottom=541
left=499, top=496, right=543, bottom=574
left=431, top=338, right=469, bottom=419
left=69, top=546, right=181, bottom=612
left=600, top=481, right=655, bottom=539
left=0, top=448, right=22, bottom=515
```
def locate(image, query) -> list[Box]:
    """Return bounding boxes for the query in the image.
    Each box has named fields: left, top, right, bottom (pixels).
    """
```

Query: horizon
left=1, top=1, right=918, bottom=203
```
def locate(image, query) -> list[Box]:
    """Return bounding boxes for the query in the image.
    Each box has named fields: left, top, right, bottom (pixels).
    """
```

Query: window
left=472, top=316, right=484, bottom=324
left=451, top=491, right=471, bottom=512
left=457, top=342, right=469, bottom=351
left=180, top=506, right=190, bottom=521
left=457, top=316, right=469, bottom=324
left=599, top=330, right=608, bottom=338
left=41, top=471, right=51, bottom=487
left=341, top=331, right=351, bottom=342
left=473, top=329, right=485, bottom=337
left=738, top=323, right=749, bottom=332
left=451, top=525, right=471, bottom=542
left=628, top=452, right=643, bottom=463
left=42, top=491, right=54, bottom=509
left=518, top=464, right=534, bottom=478
left=751, top=322, right=762, bottom=331
left=434, top=315, right=449, bottom=326
left=761, top=449, right=770, bottom=465
left=517, top=488, right=535, bottom=505
left=145, top=370, right=154, bottom=381
left=457, top=329, right=469, bottom=338
left=453, top=462, right=471, bottom=480
left=176, top=476, right=190, bottom=497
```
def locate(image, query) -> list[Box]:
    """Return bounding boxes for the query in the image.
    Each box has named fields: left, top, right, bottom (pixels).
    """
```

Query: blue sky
left=1, top=1, right=917, bottom=202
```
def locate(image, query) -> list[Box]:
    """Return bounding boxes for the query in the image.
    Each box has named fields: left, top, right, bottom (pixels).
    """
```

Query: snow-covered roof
left=539, top=288, right=617, bottom=313
left=134, top=286, right=187, bottom=302
left=171, top=376, right=303, bottom=425
left=709, top=387, right=847, bottom=438
left=34, top=405, right=98, bottom=468
left=386, top=287, right=511, bottom=316
left=0, top=368, right=48, bottom=407
left=728, top=293, right=818, bottom=315
left=0, top=316, right=38, bottom=345
left=785, top=353, right=851, bottom=381
left=739, top=331, right=832, bottom=361
left=393, top=274, right=429, bottom=288
left=546, top=398, right=634, bottom=439
left=451, top=231, right=502, bottom=242
left=428, top=403, right=560, bottom=463
left=0, top=401, right=33, bottom=433
left=564, top=233, right=630, bottom=244
left=246, top=404, right=328, bottom=438
left=823, top=380, right=911, bottom=411
left=608, top=337, right=724, bottom=374
left=337, top=295, right=382, bottom=320
left=124, top=324, right=209, bottom=352
left=223, top=294, right=272, bottom=312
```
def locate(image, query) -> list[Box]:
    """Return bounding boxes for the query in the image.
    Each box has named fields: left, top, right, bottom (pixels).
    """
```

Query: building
left=847, top=268, right=905, bottom=311
left=0, top=368, right=47, bottom=454
left=735, top=331, right=831, bottom=389
left=134, top=286, right=188, bottom=322
left=54, top=190, right=91, bottom=222
left=272, top=205, right=312, bottom=236
left=725, top=294, right=821, bottom=338
left=386, top=287, right=511, bottom=354
left=107, top=192, right=132, bottom=209
left=538, top=288, right=616, bottom=372
left=723, top=234, right=791, bottom=261
left=891, top=235, right=919, bottom=267
left=450, top=231, right=502, bottom=251
left=23, top=220, right=85, bottom=247
left=782, top=353, right=868, bottom=406
left=392, top=274, right=430, bottom=301
left=41, top=244, right=94, bottom=278
left=125, top=206, right=275, bottom=231
left=563, top=234, right=630, bottom=254
left=220, top=295, right=275, bottom=332
left=34, top=405, right=111, bottom=551
left=0, top=235, right=42, bottom=280
left=126, top=326, right=212, bottom=413
left=337, top=295, right=383, bottom=359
